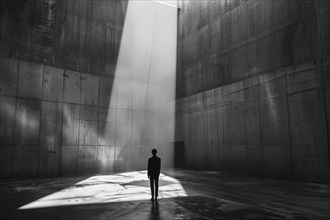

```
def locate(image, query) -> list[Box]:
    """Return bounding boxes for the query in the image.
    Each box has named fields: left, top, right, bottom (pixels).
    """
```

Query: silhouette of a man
left=148, top=149, right=161, bottom=200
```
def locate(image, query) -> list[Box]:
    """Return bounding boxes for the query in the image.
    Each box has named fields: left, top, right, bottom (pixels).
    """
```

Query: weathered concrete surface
left=176, top=62, right=330, bottom=183
left=0, top=0, right=127, bottom=178
left=0, top=0, right=128, bottom=75
left=38, top=101, right=63, bottom=176
left=176, top=0, right=330, bottom=183
left=0, top=0, right=177, bottom=178
left=0, top=57, right=173, bottom=178
left=177, top=0, right=330, bottom=98
left=0, top=170, right=329, bottom=220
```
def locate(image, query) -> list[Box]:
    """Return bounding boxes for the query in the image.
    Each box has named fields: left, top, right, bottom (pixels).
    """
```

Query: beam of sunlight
left=31, top=0, right=178, bottom=174
left=19, top=171, right=187, bottom=209
left=102, top=0, right=177, bottom=170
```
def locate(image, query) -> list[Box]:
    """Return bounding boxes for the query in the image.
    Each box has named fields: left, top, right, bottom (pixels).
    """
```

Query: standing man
left=148, top=148, right=161, bottom=200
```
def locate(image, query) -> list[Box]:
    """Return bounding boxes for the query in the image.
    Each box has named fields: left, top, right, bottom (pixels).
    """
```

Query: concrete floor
left=0, top=170, right=329, bottom=220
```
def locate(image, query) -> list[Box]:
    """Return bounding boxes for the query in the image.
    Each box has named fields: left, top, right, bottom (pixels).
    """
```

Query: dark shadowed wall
left=0, top=0, right=126, bottom=74
left=175, top=0, right=330, bottom=183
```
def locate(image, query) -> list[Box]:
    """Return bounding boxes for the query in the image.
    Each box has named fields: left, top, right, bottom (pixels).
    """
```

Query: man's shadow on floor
left=149, top=199, right=160, bottom=219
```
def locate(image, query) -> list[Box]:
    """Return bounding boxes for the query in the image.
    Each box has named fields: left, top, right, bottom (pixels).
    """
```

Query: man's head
left=152, top=149, right=157, bottom=155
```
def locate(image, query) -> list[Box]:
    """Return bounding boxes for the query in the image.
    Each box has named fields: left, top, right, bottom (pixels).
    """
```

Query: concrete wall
left=0, top=56, right=173, bottom=178
left=0, top=0, right=127, bottom=75
left=0, top=0, right=176, bottom=178
left=0, top=0, right=128, bottom=178
left=176, top=0, right=330, bottom=183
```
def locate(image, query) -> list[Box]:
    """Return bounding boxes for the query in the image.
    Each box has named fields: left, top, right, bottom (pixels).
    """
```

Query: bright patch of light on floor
left=19, top=171, right=187, bottom=210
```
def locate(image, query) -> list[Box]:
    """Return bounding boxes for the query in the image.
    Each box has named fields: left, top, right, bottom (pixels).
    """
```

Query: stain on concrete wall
left=176, top=0, right=330, bottom=183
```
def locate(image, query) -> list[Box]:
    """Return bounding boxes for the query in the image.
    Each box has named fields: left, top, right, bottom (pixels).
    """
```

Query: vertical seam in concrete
left=285, top=69, right=293, bottom=178
left=103, top=3, right=107, bottom=74
left=36, top=64, right=45, bottom=177
left=114, top=105, right=117, bottom=173
left=257, top=76, right=263, bottom=176
left=195, top=109, right=197, bottom=169
left=77, top=0, right=85, bottom=174
left=177, top=2, right=183, bottom=168
left=245, top=0, right=250, bottom=175
left=93, top=78, right=100, bottom=173
left=320, top=61, right=330, bottom=170
left=221, top=88, right=225, bottom=171
left=11, top=60, right=20, bottom=177
left=79, top=0, right=84, bottom=72
left=114, top=0, right=119, bottom=67
left=96, top=76, right=100, bottom=172
left=59, top=69, right=65, bottom=177
left=215, top=104, right=220, bottom=171
left=71, top=0, right=75, bottom=67
left=87, top=0, right=92, bottom=172
left=78, top=71, right=82, bottom=174
left=111, top=0, right=115, bottom=63
left=27, top=0, right=32, bottom=59
left=180, top=10, right=184, bottom=99
left=243, top=86, right=248, bottom=174
left=130, top=91, right=133, bottom=171
left=205, top=95, right=209, bottom=170
left=245, top=1, right=251, bottom=175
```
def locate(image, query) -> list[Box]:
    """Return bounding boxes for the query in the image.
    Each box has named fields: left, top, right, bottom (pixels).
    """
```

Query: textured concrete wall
left=0, top=57, right=142, bottom=177
left=0, top=0, right=176, bottom=178
left=0, top=0, right=128, bottom=178
left=0, top=0, right=127, bottom=75
left=176, top=0, right=330, bottom=183
left=0, top=56, right=175, bottom=178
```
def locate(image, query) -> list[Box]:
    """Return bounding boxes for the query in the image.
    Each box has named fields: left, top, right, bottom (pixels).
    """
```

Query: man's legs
left=155, top=176, right=159, bottom=198
left=150, top=178, right=155, bottom=199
